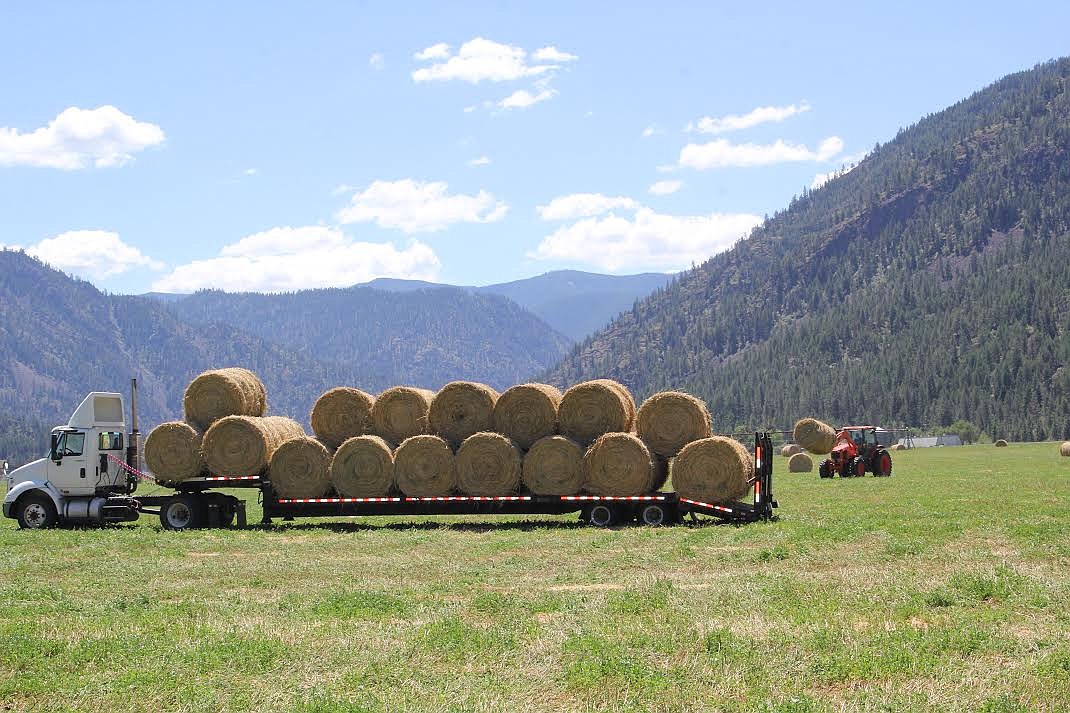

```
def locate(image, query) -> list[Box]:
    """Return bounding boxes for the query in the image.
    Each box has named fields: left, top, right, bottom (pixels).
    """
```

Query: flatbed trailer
left=154, top=433, right=777, bottom=530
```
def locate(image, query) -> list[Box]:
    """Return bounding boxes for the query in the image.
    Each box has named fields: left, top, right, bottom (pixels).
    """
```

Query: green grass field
left=2, top=443, right=1069, bottom=712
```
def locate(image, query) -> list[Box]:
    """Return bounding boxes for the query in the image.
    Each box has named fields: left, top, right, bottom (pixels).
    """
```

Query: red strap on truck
left=106, top=454, right=156, bottom=483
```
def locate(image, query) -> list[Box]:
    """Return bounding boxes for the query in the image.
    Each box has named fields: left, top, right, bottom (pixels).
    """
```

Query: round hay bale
left=793, top=418, right=837, bottom=455
left=583, top=432, right=658, bottom=496
left=1061, top=441, right=1070, bottom=457
left=310, top=387, right=375, bottom=450
left=144, top=421, right=206, bottom=482
left=330, top=435, right=395, bottom=497
left=429, top=381, right=499, bottom=446
left=635, top=391, right=711, bottom=457
left=780, top=443, right=804, bottom=457
left=672, top=436, right=754, bottom=503
left=455, top=432, right=522, bottom=496
left=890, top=443, right=904, bottom=451
left=394, top=435, right=456, bottom=496
left=788, top=452, right=813, bottom=473
left=183, top=367, right=267, bottom=431
left=202, top=415, right=304, bottom=476
left=559, top=379, right=636, bottom=446
left=371, top=387, right=434, bottom=444
left=269, top=437, right=331, bottom=499
left=492, top=383, right=562, bottom=450
left=994, top=439, right=1009, bottom=447
left=522, top=435, right=584, bottom=495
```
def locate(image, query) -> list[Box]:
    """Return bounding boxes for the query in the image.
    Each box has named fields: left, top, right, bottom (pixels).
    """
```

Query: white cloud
left=331, top=183, right=356, bottom=196
left=368, top=52, right=385, bottom=70
left=531, top=207, right=762, bottom=272
left=532, top=46, right=578, bottom=62
left=498, top=88, right=557, bottom=109
left=687, top=103, right=810, bottom=135
left=26, top=230, right=163, bottom=279
left=537, top=193, right=640, bottom=221
left=152, top=226, right=441, bottom=293
left=656, top=164, right=676, bottom=174
left=336, top=179, right=508, bottom=233
left=411, top=37, right=569, bottom=83
left=467, top=156, right=491, bottom=167
left=414, top=43, right=450, bottom=61
left=810, top=172, right=836, bottom=190
left=243, top=168, right=257, bottom=176
left=679, top=136, right=844, bottom=170
left=0, top=106, right=165, bottom=170
left=648, top=180, right=682, bottom=196
left=641, top=125, right=661, bottom=138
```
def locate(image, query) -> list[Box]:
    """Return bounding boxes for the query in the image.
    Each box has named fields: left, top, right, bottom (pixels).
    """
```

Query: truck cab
left=3, top=392, right=137, bottom=528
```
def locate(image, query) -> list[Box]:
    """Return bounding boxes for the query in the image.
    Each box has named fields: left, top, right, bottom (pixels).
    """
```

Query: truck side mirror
left=50, top=433, right=61, bottom=462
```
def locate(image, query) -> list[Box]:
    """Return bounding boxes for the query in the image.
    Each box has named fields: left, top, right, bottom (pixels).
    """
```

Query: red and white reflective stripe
left=277, top=497, right=403, bottom=504
left=403, top=496, right=532, bottom=502
left=560, top=495, right=666, bottom=502
left=105, top=454, right=155, bottom=483
left=755, top=446, right=763, bottom=471
left=754, top=480, right=761, bottom=504
left=680, top=494, right=731, bottom=511
left=204, top=475, right=260, bottom=481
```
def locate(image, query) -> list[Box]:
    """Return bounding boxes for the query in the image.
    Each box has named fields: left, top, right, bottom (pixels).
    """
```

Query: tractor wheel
left=874, top=451, right=892, bottom=477
left=850, top=456, right=867, bottom=477
left=819, top=460, right=832, bottom=479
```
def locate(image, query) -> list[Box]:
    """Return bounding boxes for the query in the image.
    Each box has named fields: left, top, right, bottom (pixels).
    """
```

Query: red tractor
left=818, top=426, right=892, bottom=478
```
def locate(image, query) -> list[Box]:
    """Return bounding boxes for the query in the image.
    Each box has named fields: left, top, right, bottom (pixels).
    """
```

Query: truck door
left=47, top=430, right=91, bottom=496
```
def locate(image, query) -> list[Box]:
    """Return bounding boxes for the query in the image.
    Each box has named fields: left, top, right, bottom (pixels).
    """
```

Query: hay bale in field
left=672, top=436, right=754, bottom=503
left=144, top=421, right=206, bottom=482
left=1061, top=441, right=1070, bottom=457
left=330, top=435, right=395, bottom=497
left=202, top=415, right=304, bottom=476
left=583, top=432, right=659, bottom=496
left=781, top=443, right=804, bottom=457
left=788, top=452, right=813, bottom=473
left=559, top=379, right=636, bottom=446
left=636, top=391, right=712, bottom=457
left=429, top=381, right=499, bottom=446
left=394, top=434, right=456, bottom=496
left=492, top=383, right=562, bottom=450
left=890, top=443, right=905, bottom=451
left=310, top=387, right=375, bottom=450
left=456, top=432, right=522, bottom=496
left=522, top=435, right=584, bottom=495
left=183, top=367, right=267, bottom=431
left=793, top=418, right=837, bottom=455
left=269, top=437, right=331, bottom=499
left=995, top=439, right=1009, bottom=447
left=371, top=387, right=434, bottom=444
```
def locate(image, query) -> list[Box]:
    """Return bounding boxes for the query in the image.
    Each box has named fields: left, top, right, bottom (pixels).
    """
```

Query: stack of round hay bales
left=331, top=435, right=395, bottom=497
left=522, top=435, right=584, bottom=495
left=430, top=381, right=499, bottom=446
left=371, top=387, right=434, bottom=444
left=492, top=383, right=561, bottom=450
left=781, top=443, right=804, bottom=457
left=583, top=432, right=666, bottom=496
left=672, top=436, right=753, bottom=503
left=144, top=421, right=207, bottom=483
left=787, top=452, right=813, bottom=473
left=456, top=432, right=522, bottom=495
left=636, top=391, right=711, bottom=458
left=269, top=436, right=331, bottom=499
left=794, top=418, right=837, bottom=454
left=203, top=415, right=304, bottom=477
left=559, top=379, right=636, bottom=446
left=995, top=439, right=1009, bottom=447
left=310, top=387, right=375, bottom=450
left=1061, top=442, right=1070, bottom=457
left=183, top=367, right=267, bottom=431
left=394, top=434, right=456, bottom=496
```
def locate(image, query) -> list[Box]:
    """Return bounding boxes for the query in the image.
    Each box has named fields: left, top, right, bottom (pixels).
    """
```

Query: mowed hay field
left=2, top=444, right=1070, bottom=712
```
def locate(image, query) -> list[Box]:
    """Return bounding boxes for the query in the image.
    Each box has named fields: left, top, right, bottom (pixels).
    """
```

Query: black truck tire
left=160, top=495, right=204, bottom=531
left=17, top=493, right=58, bottom=529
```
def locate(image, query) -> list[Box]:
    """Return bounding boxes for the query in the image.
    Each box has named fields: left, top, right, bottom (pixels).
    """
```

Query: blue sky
left=1, top=1, right=1068, bottom=294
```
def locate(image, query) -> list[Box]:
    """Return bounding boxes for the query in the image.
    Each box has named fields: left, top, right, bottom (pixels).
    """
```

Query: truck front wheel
left=160, top=495, right=203, bottom=531
left=17, top=493, right=58, bottom=530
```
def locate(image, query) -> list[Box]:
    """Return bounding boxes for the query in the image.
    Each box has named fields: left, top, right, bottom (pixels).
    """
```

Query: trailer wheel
left=160, top=495, right=203, bottom=531
left=587, top=504, right=616, bottom=528
left=17, top=493, right=58, bottom=530
left=640, top=503, right=671, bottom=526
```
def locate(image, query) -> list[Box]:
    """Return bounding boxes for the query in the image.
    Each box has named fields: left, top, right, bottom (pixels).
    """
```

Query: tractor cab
left=820, top=426, right=892, bottom=479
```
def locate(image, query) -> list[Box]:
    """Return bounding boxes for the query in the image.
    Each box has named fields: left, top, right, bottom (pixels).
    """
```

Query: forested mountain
left=548, top=58, right=1070, bottom=441
left=168, top=287, right=570, bottom=389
